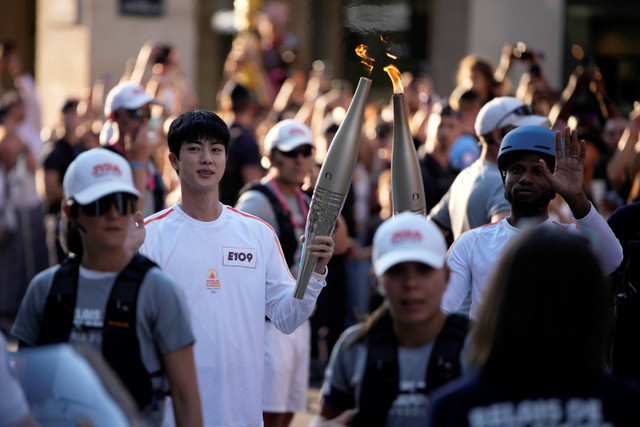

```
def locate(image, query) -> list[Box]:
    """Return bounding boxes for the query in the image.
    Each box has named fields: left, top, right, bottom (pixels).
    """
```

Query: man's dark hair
left=59, top=204, right=84, bottom=257
left=439, top=105, right=460, bottom=119
left=230, top=83, right=255, bottom=114
left=167, top=110, right=230, bottom=157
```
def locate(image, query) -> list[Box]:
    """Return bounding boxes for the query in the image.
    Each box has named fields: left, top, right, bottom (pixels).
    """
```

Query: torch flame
left=384, top=64, right=404, bottom=94
left=355, top=44, right=375, bottom=76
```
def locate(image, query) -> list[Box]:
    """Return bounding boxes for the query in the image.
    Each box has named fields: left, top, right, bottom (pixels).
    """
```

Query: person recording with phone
left=100, top=82, right=166, bottom=216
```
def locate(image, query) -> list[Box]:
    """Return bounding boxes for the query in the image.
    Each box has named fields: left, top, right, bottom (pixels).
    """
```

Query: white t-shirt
left=442, top=204, right=623, bottom=320
left=141, top=203, right=326, bottom=426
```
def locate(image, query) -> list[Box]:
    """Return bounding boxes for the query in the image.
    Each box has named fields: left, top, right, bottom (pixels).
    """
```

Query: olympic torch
left=293, top=77, right=371, bottom=299
left=385, top=65, right=427, bottom=215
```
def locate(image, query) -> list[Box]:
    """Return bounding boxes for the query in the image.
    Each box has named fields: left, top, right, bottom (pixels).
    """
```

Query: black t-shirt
left=40, top=138, right=83, bottom=214
left=420, top=153, right=457, bottom=213
left=219, top=122, right=262, bottom=206
left=428, top=371, right=640, bottom=426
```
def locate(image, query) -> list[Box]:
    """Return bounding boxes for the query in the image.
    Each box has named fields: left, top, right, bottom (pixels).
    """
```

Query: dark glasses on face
left=77, top=193, right=137, bottom=216
left=496, top=104, right=535, bottom=128
left=125, top=108, right=151, bottom=120
left=278, top=145, right=313, bottom=158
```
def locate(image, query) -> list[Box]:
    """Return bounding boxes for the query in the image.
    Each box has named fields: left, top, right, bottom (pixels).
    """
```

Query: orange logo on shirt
left=205, top=269, right=221, bottom=294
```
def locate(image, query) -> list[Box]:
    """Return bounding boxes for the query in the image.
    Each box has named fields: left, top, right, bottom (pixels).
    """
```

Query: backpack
left=37, top=254, right=166, bottom=410
left=238, top=182, right=301, bottom=267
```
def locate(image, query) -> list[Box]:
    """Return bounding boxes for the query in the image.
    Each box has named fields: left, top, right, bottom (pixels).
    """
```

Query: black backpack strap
left=102, top=254, right=159, bottom=410
left=425, top=314, right=469, bottom=392
left=238, top=182, right=298, bottom=267
left=353, top=311, right=399, bottom=427
left=37, top=257, right=81, bottom=345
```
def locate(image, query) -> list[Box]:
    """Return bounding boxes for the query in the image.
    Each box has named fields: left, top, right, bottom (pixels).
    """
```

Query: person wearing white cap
left=11, top=148, right=202, bottom=426
left=138, top=111, right=335, bottom=426
left=101, top=82, right=164, bottom=217
left=429, top=96, right=550, bottom=244
left=316, top=212, right=468, bottom=426
left=235, top=119, right=316, bottom=427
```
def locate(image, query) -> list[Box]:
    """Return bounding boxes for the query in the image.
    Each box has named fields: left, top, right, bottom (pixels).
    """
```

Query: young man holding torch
left=133, top=110, right=335, bottom=426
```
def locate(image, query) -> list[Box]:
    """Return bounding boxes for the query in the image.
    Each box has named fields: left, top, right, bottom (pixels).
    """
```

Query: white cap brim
left=120, top=94, right=160, bottom=110
left=273, top=138, right=314, bottom=152
left=373, top=248, right=446, bottom=276
left=509, top=115, right=550, bottom=129
left=73, top=181, right=141, bottom=205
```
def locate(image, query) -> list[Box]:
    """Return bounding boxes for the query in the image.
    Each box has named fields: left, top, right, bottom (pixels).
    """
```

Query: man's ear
left=168, top=152, right=179, bottom=172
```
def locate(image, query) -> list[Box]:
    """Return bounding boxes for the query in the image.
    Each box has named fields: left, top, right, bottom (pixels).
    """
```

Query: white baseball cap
left=474, top=96, right=549, bottom=139
left=263, top=119, right=314, bottom=153
left=63, top=148, right=141, bottom=204
left=372, top=212, right=447, bottom=276
left=104, top=82, right=158, bottom=119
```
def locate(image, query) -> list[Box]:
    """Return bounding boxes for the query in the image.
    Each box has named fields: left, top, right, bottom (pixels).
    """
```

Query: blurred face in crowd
left=602, top=117, right=628, bottom=152
left=470, top=70, right=491, bottom=100
left=270, top=144, right=314, bottom=190
left=381, top=261, right=448, bottom=328
left=436, top=114, right=463, bottom=150
left=63, top=106, right=81, bottom=138
left=458, top=99, right=482, bottom=135
left=115, top=104, right=151, bottom=140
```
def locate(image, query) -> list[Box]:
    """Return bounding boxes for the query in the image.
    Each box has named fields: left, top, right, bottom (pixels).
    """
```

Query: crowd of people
left=2, top=0, right=640, bottom=425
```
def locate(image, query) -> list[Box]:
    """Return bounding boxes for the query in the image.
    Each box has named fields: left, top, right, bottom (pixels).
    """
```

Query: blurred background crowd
left=1, top=0, right=640, bottom=397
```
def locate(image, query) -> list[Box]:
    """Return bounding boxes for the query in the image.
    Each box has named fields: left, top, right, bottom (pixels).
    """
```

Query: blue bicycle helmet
left=497, top=125, right=562, bottom=172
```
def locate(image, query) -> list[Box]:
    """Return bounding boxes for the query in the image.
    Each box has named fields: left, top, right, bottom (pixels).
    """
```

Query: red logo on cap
left=391, top=229, right=423, bottom=244
left=289, top=128, right=306, bottom=136
left=92, top=163, right=122, bottom=177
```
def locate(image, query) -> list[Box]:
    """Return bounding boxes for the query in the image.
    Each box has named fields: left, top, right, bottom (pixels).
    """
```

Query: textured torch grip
left=293, top=186, right=346, bottom=299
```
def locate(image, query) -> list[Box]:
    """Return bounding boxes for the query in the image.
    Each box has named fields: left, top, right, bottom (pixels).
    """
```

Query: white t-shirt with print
left=141, top=203, right=325, bottom=427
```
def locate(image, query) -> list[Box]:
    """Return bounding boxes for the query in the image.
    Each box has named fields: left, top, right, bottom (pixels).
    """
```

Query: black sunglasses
left=125, top=108, right=151, bottom=120
left=74, top=192, right=137, bottom=217
left=495, top=104, right=535, bottom=129
left=278, top=145, right=313, bottom=158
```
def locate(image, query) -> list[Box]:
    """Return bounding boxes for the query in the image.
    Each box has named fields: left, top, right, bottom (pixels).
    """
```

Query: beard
left=505, top=188, right=556, bottom=217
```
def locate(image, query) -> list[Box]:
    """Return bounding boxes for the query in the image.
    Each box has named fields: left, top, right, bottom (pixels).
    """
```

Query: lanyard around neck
left=268, top=176, right=309, bottom=230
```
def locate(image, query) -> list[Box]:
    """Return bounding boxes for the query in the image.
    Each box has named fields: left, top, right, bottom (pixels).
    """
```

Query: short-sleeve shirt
left=429, top=160, right=510, bottom=240
left=11, top=262, right=194, bottom=425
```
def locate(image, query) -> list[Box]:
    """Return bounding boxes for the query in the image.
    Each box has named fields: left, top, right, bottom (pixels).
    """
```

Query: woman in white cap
left=11, top=148, right=202, bottom=426
left=316, top=212, right=468, bottom=426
